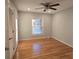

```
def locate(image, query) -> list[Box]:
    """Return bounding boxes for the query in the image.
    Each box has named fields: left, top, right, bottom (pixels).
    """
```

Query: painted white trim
left=19, top=36, right=51, bottom=41
left=52, top=36, right=73, bottom=48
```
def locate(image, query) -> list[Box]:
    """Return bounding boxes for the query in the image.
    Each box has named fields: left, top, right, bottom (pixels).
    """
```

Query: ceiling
left=14, top=0, right=73, bottom=14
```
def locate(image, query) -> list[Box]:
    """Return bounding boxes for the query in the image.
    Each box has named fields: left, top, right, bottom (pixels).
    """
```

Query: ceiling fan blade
left=50, top=3, right=60, bottom=6
left=50, top=8, right=57, bottom=10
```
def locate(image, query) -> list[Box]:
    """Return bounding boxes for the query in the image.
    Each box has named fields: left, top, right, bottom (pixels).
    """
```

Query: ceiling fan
left=35, top=2, right=60, bottom=12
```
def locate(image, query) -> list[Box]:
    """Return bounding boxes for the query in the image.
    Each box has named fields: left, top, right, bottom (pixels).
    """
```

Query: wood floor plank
left=13, top=38, right=73, bottom=59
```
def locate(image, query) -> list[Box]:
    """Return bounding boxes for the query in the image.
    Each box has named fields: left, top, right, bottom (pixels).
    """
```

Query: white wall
left=18, top=7, right=73, bottom=47
left=18, top=12, right=52, bottom=40
left=52, top=7, right=73, bottom=47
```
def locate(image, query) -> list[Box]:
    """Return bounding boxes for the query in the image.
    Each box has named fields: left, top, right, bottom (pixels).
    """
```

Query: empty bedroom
left=5, top=0, right=73, bottom=59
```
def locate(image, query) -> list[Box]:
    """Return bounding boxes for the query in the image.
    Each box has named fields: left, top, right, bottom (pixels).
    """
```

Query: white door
left=8, top=8, right=16, bottom=59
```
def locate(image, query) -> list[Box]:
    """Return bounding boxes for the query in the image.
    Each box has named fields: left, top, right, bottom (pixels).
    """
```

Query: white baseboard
left=19, top=36, right=51, bottom=41
left=52, top=36, right=73, bottom=48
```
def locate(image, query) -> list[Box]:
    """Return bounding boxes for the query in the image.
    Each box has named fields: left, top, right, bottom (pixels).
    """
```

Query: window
left=32, top=18, right=42, bottom=35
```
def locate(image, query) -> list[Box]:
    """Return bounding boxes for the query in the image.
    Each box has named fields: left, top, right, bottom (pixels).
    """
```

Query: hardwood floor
left=13, top=38, right=73, bottom=59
